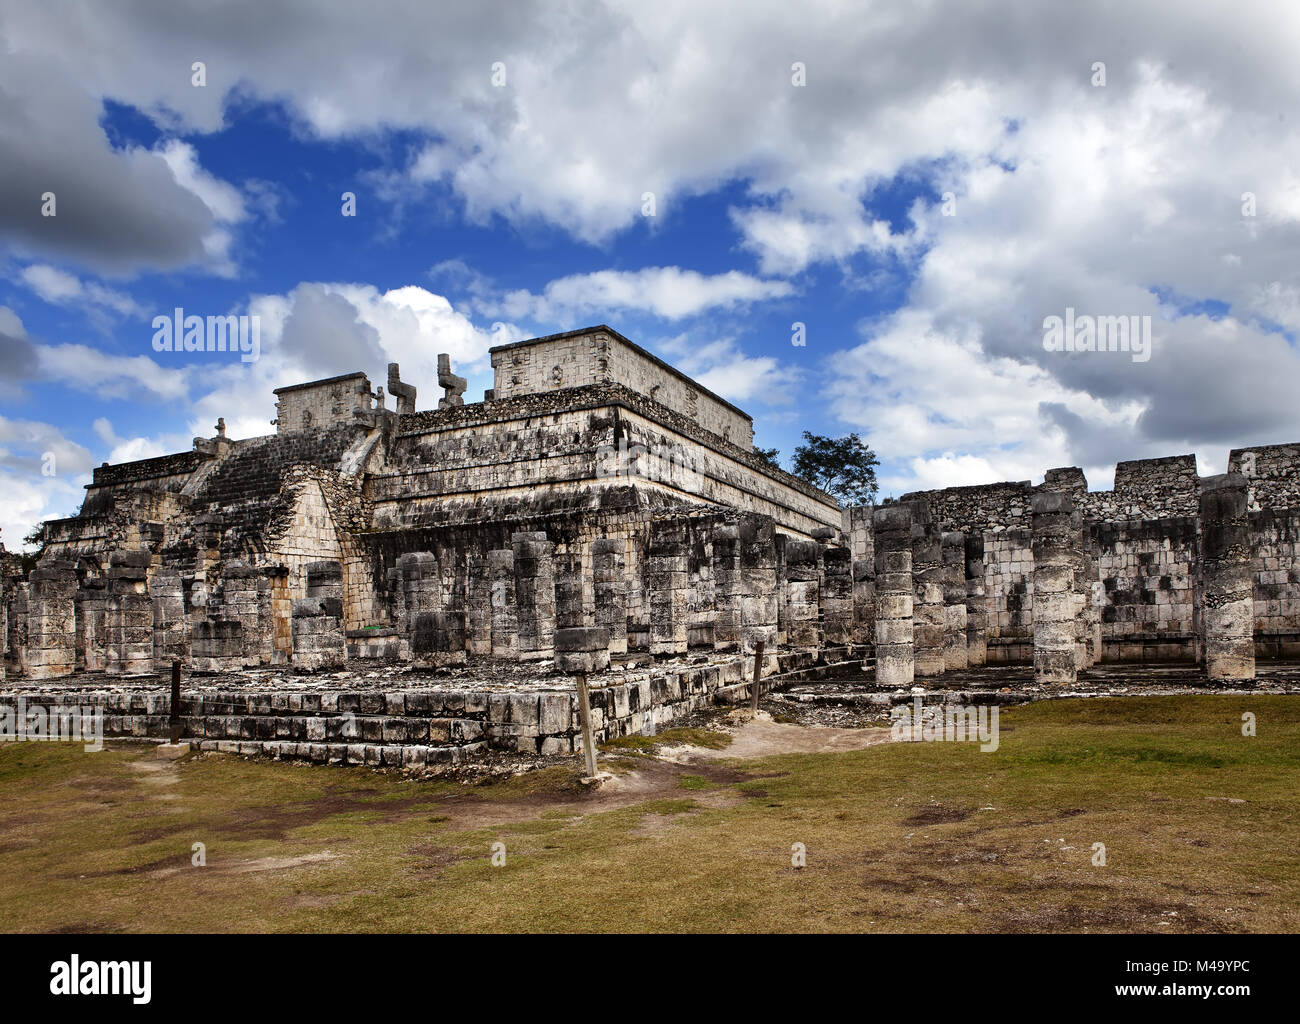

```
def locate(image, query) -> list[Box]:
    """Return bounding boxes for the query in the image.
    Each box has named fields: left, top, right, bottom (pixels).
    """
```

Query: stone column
left=965, top=533, right=988, bottom=667
left=774, top=535, right=790, bottom=645
left=291, top=597, right=346, bottom=670
left=78, top=575, right=108, bottom=672
left=941, top=531, right=968, bottom=670
left=1069, top=505, right=1092, bottom=670
left=222, top=562, right=273, bottom=667
left=711, top=524, right=742, bottom=652
left=105, top=549, right=154, bottom=677
left=151, top=571, right=188, bottom=669
left=554, top=549, right=586, bottom=629
left=592, top=538, right=628, bottom=656
left=266, top=568, right=293, bottom=665
left=9, top=582, right=29, bottom=678
left=397, top=552, right=440, bottom=659
left=822, top=546, right=853, bottom=644
left=466, top=553, right=492, bottom=656
left=648, top=532, right=688, bottom=656
left=512, top=532, right=556, bottom=661
left=784, top=540, right=821, bottom=647
left=873, top=506, right=914, bottom=686
left=739, top=516, right=778, bottom=653
left=906, top=502, right=945, bottom=678
left=1199, top=473, right=1255, bottom=681
left=488, top=549, right=518, bottom=659
left=26, top=560, right=76, bottom=680
left=847, top=505, right=876, bottom=644
left=1032, top=492, right=1078, bottom=686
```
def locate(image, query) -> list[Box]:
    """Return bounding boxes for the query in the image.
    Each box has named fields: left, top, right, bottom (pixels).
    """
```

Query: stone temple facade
left=1, top=324, right=1299, bottom=763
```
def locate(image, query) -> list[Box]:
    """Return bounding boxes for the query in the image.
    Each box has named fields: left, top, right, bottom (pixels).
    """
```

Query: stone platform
left=0, top=646, right=866, bottom=767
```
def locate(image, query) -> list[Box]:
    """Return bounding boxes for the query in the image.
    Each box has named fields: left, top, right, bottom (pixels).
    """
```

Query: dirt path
left=658, top=712, right=892, bottom=762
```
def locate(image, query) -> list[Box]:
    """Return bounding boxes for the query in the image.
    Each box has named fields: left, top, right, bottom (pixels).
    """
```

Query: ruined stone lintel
left=873, top=505, right=914, bottom=686
left=1032, top=491, right=1079, bottom=686
left=1199, top=473, right=1255, bottom=681
left=556, top=625, right=611, bottom=675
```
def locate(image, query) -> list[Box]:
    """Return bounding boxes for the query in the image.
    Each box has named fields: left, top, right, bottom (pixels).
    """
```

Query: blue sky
left=2, top=1, right=1299, bottom=547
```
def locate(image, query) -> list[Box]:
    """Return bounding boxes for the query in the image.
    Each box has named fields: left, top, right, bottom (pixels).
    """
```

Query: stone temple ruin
left=1, top=324, right=1298, bottom=765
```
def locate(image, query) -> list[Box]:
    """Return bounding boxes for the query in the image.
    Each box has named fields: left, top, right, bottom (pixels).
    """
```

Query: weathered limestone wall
left=489, top=327, right=755, bottom=449
left=1230, top=443, right=1300, bottom=511
left=369, top=388, right=840, bottom=540
left=1250, top=508, right=1300, bottom=657
left=1095, top=517, right=1198, bottom=662
left=983, top=529, right=1033, bottom=664
left=273, top=372, right=372, bottom=433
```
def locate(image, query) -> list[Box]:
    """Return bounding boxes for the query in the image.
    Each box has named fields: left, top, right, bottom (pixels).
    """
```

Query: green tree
left=753, top=446, right=781, bottom=468
left=790, top=431, right=879, bottom=505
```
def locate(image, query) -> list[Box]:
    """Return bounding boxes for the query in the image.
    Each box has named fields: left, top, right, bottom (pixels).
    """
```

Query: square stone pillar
left=488, top=549, right=519, bottom=659
left=847, top=506, right=876, bottom=646
left=397, top=551, right=440, bottom=659
left=151, top=570, right=189, bottom=669
left=738, top=516, right=778, bottom=653
left=822, top=546, right=854, bottom=644
left=784, top=539, right=821, bottom=648
left=222, top=562, right=274, bottom=668
left=291, top=597, right=346, bottom=670
left=711, top=524, right=741, bottom=651
left=648, top=531, right=688, bottom=656
left=592, top=538, right=628, bottom=656
left=78, top=575, right=108, bottom=672
left=873, top=506, right=914, bottom=686
left=941, top=531, right=968, bottom=670
left=26, top=560, right=76, bottom=679
left=554, top=549, right=587, bottom=629
left=904, top=501, right=945, bottom=678
left=105, top=549, right=154, bottom=677
left=466, top=553, right=492, bottom=656
left=512, top=532, right=556, bottom=661
left=1199, top=474, right=1255, bottom=681
left=1032, top=492, right=1078, bottom=686
left=964, top=533, right=988, bottom=667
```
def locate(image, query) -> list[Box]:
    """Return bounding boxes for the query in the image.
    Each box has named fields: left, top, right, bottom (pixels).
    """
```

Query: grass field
left=1, top=695, right=1297, bottom=933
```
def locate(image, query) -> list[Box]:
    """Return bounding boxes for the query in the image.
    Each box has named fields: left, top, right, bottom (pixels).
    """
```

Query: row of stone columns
left=871, top=501, right=992, bottom=687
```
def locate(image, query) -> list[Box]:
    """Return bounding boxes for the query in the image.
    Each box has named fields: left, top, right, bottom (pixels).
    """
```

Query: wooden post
left=576, top=672, right=598, bottom=778
left=750, top=639, right=766, bottom=712
left=169, top=659, right=182, bottom=744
